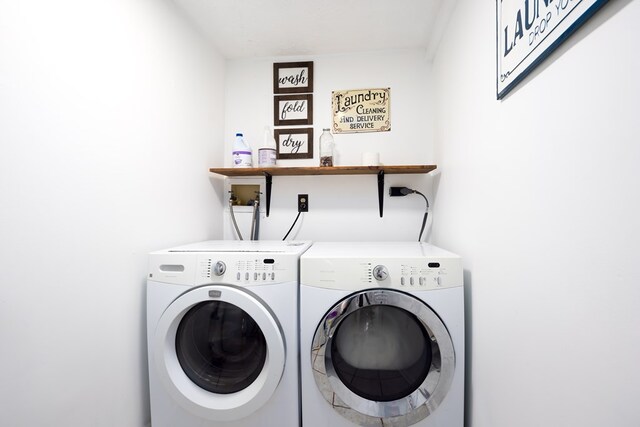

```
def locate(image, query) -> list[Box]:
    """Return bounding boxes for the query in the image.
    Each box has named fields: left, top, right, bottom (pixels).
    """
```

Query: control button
left=245, top=272, right=249, bottom=281
left=212, top=261, right=226, bottom=276
left=401, top=277, right=405, bottom=286
left=262, top=273, right=266, bottom=280
left=437, top=276, right=442, bottom=286
left=236, top=272, right=241, bottom=280
left=372, top=265, right=389, bottom=281
left=254, top=273, right=258, bottom=281
left=419, top=277, right=425, bottom=286
left=271, top=273, right=275, bottom=280
left=410, top=277, right=414, bottom=286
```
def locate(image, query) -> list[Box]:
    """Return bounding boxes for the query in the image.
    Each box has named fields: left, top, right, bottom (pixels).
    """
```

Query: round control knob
left=212, top=261, right=226, bottom=276
left=372, top=265, right=389, bottom=281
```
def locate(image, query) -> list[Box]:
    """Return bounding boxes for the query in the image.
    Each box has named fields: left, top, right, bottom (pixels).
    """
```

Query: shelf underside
left=209, top=165, right=436, bottom=177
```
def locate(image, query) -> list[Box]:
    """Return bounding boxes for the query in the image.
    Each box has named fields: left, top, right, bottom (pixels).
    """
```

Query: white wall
left=432, top=1, right=640, bottom=426
left=220, top=50, right=437, bottom=242
left=0, top=0, right=225, bottom=425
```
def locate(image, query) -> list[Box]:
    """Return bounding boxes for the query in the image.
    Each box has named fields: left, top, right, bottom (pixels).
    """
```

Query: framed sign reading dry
left=332, top=88, right=390, bottom=133
left=497, top=0, right=608, bottom=99
left=273, top=61, right=314, bottom=94
left=274, top=94, right=313, bottom=126
left=274, top=128, right=314, bottom=159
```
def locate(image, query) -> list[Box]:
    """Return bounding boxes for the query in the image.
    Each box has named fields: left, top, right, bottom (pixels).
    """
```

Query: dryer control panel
left=301, top=257, right=462, bottom=291
left=300, top=243, right=463, bottom=291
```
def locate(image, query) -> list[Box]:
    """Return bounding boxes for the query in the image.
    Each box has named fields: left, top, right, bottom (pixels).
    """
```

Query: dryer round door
left=311, top=289, right=455, bottom=426
left=154, top=284, right=285, bottom=421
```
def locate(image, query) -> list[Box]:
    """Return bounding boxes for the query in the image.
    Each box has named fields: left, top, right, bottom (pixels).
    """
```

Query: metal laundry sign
left=496, top=0, right=608, bottom=99
left=332, top=88, right=391, bottom=133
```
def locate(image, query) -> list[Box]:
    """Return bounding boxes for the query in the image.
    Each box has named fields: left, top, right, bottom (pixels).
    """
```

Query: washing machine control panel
left=197, top=255, right=298, bottom=285
left=149, top=241, right=311, bottom=286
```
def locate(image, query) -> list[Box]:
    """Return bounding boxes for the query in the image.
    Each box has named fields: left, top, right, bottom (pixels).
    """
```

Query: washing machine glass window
left=176, top=300, right=267, bottom=394
left=312, top=289, right=456, bottom=425
left=330, top=304, right=432, bottom=402
left=153, top=284, right=286, bottom=421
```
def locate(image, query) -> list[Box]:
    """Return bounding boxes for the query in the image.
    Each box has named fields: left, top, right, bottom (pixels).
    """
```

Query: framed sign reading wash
left=273, top=61, right=313, bottom=94
left=497, top=0, right=608, bottom=99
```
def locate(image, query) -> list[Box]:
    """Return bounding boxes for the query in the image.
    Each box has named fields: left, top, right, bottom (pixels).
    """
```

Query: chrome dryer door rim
left=311, top=289, right=455, bottom=426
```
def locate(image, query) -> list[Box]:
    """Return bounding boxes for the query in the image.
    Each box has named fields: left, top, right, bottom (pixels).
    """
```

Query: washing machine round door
left=311, top=289, right=455, bottom=426
left=154, top=284, right=285, bottom=421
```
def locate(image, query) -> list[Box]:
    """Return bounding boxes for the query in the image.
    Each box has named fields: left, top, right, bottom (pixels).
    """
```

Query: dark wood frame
left=273, top=61, right=314, bottom=94
left=274, top=94, right=313, bottom=126
left=274, top=128, right=314, bottom=159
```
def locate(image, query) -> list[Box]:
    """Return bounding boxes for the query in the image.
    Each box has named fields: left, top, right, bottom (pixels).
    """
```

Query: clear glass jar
left=319, top=128, right=334, bottom=167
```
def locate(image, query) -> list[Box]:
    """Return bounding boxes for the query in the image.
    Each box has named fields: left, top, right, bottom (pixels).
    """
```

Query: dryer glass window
left=176, top=301, right=267, bottom=394
left=330, top=305, right=432, bottom=402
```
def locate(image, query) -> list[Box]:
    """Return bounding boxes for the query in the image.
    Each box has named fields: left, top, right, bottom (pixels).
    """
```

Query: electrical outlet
left=298, top=194, right=309, bottom=212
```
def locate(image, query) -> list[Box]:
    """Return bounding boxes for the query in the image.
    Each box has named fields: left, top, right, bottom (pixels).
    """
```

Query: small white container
left=362, top=152, right=380, bottom=166
left=258, top=127, right=277, bottom=167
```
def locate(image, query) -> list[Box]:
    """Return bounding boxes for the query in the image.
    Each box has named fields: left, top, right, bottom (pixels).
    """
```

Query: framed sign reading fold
left=496, top=0, right=608, bottom=99
left=274, top=128, right=314, bottom=160
left=274, top=94, right=313, bottom=126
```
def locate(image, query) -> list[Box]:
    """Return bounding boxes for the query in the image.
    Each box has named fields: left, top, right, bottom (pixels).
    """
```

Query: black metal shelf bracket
left=264, top=172, right=272, bottom=217
left=378, top=170, right=384, bottom=217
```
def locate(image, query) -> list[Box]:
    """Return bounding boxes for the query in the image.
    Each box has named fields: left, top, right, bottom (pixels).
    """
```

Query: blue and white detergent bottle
left=232, top=133, right=253, bottom=168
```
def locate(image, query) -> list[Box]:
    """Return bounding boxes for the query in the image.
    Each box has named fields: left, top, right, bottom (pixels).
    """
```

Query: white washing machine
left=147, top=240, right=311, bottom=427
left=300, top=242, right=464, bottom=427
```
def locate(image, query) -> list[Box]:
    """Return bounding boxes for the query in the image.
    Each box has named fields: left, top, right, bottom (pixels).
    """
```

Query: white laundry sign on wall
left=496, top=0, right=608, bottom=99
left=332, top=88, right=391, bottom=133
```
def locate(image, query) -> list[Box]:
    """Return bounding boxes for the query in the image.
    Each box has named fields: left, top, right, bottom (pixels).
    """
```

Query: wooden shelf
left=209, top=164, right=437, bottom=218
left=209, top=165, right=436, bottom=177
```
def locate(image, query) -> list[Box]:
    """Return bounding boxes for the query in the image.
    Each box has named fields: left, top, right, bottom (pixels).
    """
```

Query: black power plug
left=388, top=186, right=430, bottom=242
left=389, top=187, right=414, bottom=196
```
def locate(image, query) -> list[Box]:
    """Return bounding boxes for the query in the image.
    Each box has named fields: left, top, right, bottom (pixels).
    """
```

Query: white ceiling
left=173, top=0, right=455, bottom=59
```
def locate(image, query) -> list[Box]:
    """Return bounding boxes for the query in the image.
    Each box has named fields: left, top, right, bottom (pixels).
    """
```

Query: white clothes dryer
left=300, top=242, right=464, bottom=427
left=147, top=240, right=311, bottom=427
